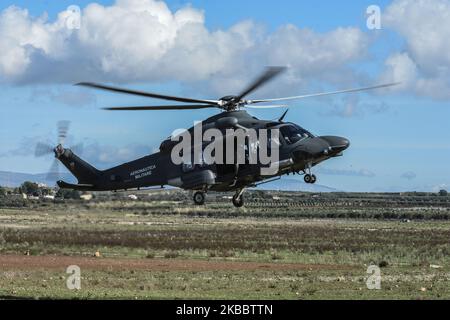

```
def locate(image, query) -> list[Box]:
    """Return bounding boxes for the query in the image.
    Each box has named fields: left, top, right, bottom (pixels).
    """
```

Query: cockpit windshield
left=280, top=124, right=314, bottom=145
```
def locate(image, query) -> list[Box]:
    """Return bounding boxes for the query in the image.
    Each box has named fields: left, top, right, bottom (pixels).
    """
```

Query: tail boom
left=55, top=145, right=101, bottom=185
left=55, top=145, right=165, bottom=191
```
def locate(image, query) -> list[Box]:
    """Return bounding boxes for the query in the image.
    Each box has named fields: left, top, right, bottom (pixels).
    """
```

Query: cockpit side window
left=266, top=129, right=281, bottom=147
left=280, top=125, right=313, bottom=145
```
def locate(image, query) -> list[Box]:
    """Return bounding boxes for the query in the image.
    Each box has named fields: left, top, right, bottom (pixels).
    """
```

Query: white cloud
left=207, top=25, right=369, bottom=96
left=266, top=25, right=368, bottom=82
left=401, top=171, right=417, bottom=180
left=379, top=53, right=417, bottom=89
left=381, top=0, right=450, bottom=99
left=29, top=87, right=97, bottom=107
left=50, top=89, right=97, bottom=107
left=0, top=0, right=369, bottom=95
left=81, top=142, right=152, bottom=168
left=321, top=94, right=390, bottom=118
left=317, top=167, right=376, bottom=178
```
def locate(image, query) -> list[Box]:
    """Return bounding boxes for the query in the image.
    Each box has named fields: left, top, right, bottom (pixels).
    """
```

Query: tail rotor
left=34, top=121, right=83, bottom=184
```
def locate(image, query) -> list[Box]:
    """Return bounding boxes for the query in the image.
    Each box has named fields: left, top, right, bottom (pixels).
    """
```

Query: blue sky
left=0, top=0, right=449, bottom=192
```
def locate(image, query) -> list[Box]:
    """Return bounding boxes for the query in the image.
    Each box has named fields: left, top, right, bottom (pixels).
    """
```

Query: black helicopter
left=37, top=67, right=397, bottom=207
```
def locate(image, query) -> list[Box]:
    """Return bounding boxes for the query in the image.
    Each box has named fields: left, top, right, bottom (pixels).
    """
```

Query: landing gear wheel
left=232, top=194, right=244, bottom=208
left=304, top=174, right=312, bottom=184
left=304, top=174, right=317, bottom=184
left=193, top=192, right=205, bottom=205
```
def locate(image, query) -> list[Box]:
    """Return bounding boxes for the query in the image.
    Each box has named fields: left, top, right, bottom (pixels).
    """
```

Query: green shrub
left=56, top=189, right=81, bottom=200
left=20, top=181, right=40, bottom=195
left=164, top=252, right=179, bottom=259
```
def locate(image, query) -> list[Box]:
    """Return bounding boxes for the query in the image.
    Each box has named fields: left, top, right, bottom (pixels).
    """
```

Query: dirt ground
left=1, top=203, right=449, bottom=299
left=0, top=254, right=355, bottom=272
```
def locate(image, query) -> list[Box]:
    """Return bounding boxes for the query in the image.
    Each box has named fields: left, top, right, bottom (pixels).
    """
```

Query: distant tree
left=40, top=188, right=53, bottom=196
left=20, top=181, right=40, bottom=195
left=56, top=188, right=81, bottom=200
left=0, top=186, right=6, bottom=197
left=439, top=189, right=448, bottom=197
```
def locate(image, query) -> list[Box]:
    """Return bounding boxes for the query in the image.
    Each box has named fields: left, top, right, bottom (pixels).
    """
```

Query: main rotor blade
left=103, top=104, right=220, bottom=111
left=244, top=105, right=288, bottom=109
left=77, top=82, right=219, bottom=105
left=237, top=66, right=286, bottom=102
left=249, top=82, right=401, bottom=104
left=35, top=142, right=54, bottom=157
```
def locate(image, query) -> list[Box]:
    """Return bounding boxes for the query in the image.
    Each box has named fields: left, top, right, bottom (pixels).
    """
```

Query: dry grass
left=0, top=193, right=449, bottom=299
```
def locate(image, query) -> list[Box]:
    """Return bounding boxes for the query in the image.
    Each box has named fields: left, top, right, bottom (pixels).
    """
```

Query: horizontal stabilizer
left=57, top=180, right=95, bottom=191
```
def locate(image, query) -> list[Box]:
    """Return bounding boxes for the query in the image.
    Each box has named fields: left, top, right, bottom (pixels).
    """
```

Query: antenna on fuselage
left=278, top=109, right=289, bottom=122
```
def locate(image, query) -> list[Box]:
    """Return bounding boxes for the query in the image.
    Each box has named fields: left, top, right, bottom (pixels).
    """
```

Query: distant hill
left=254, top=178, right=341, bottom=192
left=0, top=170, right=339, bottom=192
left=0, top=171, right=75, bottom=187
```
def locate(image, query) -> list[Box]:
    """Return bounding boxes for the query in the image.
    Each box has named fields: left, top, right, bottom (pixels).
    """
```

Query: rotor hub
left=218, top=96, right=247, bottom=111
left=54, top=144, right=65, bottom=158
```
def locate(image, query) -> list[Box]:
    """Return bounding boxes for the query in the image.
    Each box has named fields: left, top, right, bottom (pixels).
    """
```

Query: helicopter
left=38, top=67, right=397, bottom=207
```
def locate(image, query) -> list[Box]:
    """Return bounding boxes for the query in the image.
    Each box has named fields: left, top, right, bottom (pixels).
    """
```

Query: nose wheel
left=304, top=174, right=317, bottom=184
left=303, top=163, right=317, bottom=184
left=193, top=191, right=206, bottom=205
left=232, top=189, right=245, bottom=208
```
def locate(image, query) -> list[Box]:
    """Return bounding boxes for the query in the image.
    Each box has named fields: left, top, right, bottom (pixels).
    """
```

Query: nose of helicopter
left=292, top=137, right=331, bottom=161
left=319, top=136, right=350, bottom=154
left=292, top=136, right=350, bottom=162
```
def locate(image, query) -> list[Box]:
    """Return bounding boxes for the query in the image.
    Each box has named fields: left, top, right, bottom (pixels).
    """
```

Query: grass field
left=0, top=192, right=449, bottom=300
